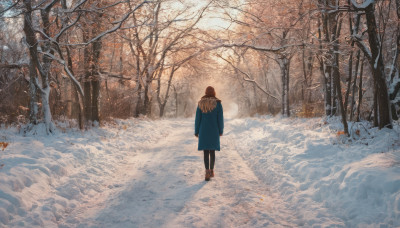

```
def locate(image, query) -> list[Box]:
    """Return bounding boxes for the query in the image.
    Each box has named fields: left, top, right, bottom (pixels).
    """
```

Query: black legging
left=204, top=150, right=215, bottom=170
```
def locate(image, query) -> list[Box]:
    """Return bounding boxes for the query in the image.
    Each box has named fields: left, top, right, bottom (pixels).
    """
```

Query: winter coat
left=195, top=96, right=224, bottom=151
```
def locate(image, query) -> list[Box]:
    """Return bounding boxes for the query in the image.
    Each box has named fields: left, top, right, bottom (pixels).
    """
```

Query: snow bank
left=0, top=119, right=172, bottom=227
left=0, top=116, right=399, bottom=227
left=228, top=116, right=400, bottom=227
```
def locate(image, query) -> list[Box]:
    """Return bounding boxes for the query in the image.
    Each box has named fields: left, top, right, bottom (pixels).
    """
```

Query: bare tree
left=2, top=0, right=149, bottom=132
left=350, top=0, right=393, bottom=129
left=123, top=0, right=213, bottom=117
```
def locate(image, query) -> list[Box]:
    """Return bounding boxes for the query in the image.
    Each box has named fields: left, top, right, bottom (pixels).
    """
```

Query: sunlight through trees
left=0, top=0, right=399, bottom=134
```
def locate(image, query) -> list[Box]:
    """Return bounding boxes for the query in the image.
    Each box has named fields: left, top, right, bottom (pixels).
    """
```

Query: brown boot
left=205, top=169, right=211, bottom=181
left=210, top=169, right=214, bottom=178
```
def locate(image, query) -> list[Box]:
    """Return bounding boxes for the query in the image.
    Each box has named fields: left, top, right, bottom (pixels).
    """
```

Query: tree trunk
left=302, top=45, right=314, bottom=103
left=334, top=65, right=349, bottom=135
left=135, top=83, right=142, bottom=117
left=41, top=86, right=52, bottom=133
left=331, top=72, right=337, bottom=116
left=344, top=45, right=354, bottom=115
left=302, top=46, right=307, bottom=102
left=345, top=2, right=361, bottom=117
left=318, top=18, right=332, bottom=116
left=66, top=47, right=84, bottom=129
left=373, top=82, right=378, bottom=126
left=365, top=3, right=392, bottom=129
left=174, top=86, right=178, bottom=118
left=333, top=41, right=349, bottom=135
left=159, top=103, right=166, bottom=117
left=23, top=0, right=54, bottom=134
left=389, top=1, right=400, bottom=120
left=143, top=79, right=151, bottom=115
left=90, top=38, right=102, bottom=123
left=286, top=59, right=290, bottom=117
left=91, top=79, right=100, bottom=122
left=159, top=70, right=175, bottom=118
left=84, top=80, right=92, bottom=123
left=278, top=56, right=290, bottom=117
left=350, top=50, right=361, bottom=121
left=39, top=5, right=55, bottom=134
left=280, top=58, right=286, bottom=116
left=83, top=30, right=92, bottom=124
left=356, top=55, right=365, bottom=122
left=28, top=60, right=38, bottom=125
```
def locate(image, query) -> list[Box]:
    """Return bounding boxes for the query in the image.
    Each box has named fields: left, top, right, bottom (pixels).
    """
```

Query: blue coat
left=195, top=97, right=224, bottom=151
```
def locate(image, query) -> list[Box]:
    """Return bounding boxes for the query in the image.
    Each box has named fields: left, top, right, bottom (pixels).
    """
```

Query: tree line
left=0, top=0, right=399, bottom=135
left=214, top=0, right=399, bottom=135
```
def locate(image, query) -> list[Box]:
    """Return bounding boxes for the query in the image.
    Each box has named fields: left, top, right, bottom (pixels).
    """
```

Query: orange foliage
left=336, top=131, right=345, bottom=136
left=0, top=142, right=9, bottom=151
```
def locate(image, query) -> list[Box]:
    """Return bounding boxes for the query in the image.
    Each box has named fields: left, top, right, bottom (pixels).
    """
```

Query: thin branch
left=352, top=36, right=372, bottom=60
left=55, top=12, right=82, bottom=41
left=0, top=0, right=20, bottom=16
left=218, top=43, right=304, bottom=53
left=38, top=51, right=84, bottom=97
left=217, top=54, right=280, bottom=101
left=60, top=1, right=150, bottom=46
left=99, top=71, right=132, bottom=80
left=0, top=63, right=28, bottom=69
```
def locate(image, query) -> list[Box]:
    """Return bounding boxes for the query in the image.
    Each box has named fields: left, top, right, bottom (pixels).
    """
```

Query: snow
left=390, top=77, right=400, bottom=94
left=374, top=49, right=380, bottom=70
left=0, top=116, right=399, bottom=227
left=351, top=0, right=375, bottom=9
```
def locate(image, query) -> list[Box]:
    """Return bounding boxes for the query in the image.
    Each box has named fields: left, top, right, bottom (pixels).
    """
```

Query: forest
left=0, top=0, right=398, bottom=135
left=1, top=1, right=400, bottom=227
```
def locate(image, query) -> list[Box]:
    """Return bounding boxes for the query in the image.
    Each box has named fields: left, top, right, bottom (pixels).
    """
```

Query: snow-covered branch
left=42, top=0, right=59, bottom=12
left=38, top=51, right=84, bottom=97
left=61, top=1, right=150, bottom=46
left=351, top=36, right=372, bottom=60
left=61, top=0, right=87, bottom=12
left=0, top=0, right=21, bottom=16
left=219, top=43, right=304, bottom=53
left=390, top=79, right=400, bottom=98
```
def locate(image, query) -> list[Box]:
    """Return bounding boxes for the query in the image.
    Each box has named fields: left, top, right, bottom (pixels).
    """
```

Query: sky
left=168, top=0, right=238, bottom=30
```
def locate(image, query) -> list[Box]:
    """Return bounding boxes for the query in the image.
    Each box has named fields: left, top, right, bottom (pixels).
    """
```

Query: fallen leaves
left=0, top=142, right=8, bottom=151
left=0, top=142, right=7, bottom=169
left=336, top=131, right=346, bottom=136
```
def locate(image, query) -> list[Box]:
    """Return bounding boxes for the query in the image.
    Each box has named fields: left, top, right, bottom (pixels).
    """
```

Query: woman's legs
left=210, top=150, right=215, bottom=170
left=204, top=150, right=210, bottom=169
left=204, top=150, right=212, bottom=181
left=209, top=150, right=215, bottom=178
left=204, top=150, right=216, bottom=169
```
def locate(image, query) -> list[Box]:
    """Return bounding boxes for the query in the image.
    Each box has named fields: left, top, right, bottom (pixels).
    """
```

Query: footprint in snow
left=200, top=197, right=210, bottom=202
left=108, top=184, right=123, bottom=189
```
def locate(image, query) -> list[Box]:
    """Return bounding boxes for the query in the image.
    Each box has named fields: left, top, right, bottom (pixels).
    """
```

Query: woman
left=195, top=86, right=224, bottom=181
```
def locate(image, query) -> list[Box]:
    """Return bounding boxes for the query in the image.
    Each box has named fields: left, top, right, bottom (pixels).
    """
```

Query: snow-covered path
left=1, top=117, right=399, bottom=227
left=60, top=119, right=297, bottom=227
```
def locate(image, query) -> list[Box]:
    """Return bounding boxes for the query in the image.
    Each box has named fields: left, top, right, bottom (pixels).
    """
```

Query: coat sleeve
left=195, top=106, right=202, bottom=135
left=217, top=102, right=224, bottom=135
